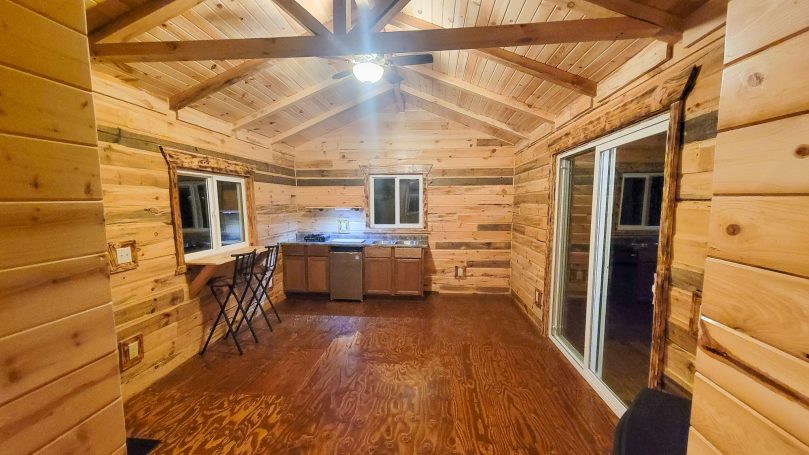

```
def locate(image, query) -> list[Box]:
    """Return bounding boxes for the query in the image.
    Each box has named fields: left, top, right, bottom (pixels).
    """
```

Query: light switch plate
left=128, top=340, right=140, bottom=358
left=116, top=246, right=133, bottom=264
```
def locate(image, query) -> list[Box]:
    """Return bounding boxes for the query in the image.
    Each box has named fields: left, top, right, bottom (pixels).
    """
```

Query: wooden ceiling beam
left=271, top=83, right=393, bottom=144
left=233, top=77, right=352, bottom=131
left=391, top=14, right=597, bottom=97
left=91, top=17, right=662, bottom=62
left=169, top=59, right=275, bottom=111
left=400, top=85, right=527, bottom=144
left=272, top=0, right=332, bottom=36
left=333, top=0, right=350, bottom=34
left=583, top=0, right=684, bottom=40
left=400, top=65, right=555, bottom=124
left=352, top=0, right=411, bottom=33
left=89, top=0, right=203, bottom=44
left=168, top=18, right=344, bottom=111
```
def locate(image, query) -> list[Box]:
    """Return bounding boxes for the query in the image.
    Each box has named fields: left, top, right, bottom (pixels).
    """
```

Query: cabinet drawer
left=306, top=245, right=330, bottom=257
left=364, top=247, right=392, bottom=258
left=394, top=247, right=423, bottom=259
left=282, top=244, right=305, bottom=256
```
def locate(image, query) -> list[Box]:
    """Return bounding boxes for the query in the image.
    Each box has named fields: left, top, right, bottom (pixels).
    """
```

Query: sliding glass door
left=549, top=115, right=669, bottom=415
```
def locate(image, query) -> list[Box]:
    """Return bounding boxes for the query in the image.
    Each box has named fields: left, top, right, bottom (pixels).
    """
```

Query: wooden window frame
left=161, top=147, right=257, bottom=274
left=360, top=164, right=431, bottom=231
left=368, top=174, right=425, bottom=229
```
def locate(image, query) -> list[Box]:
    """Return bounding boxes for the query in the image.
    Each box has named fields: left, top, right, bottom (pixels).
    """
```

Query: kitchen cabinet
left=283, top=254, right=306, bottom=292
left=306, top=256, right=330, bottom=293
left=394, top=258, right=423, bottom=296
left=282, top=244, right=329, bottom=293
left=364, top=257, right=393, bottom=294
left=363, top=247, right=424, bottom=297
left=284, top=243, right=424, bottom=297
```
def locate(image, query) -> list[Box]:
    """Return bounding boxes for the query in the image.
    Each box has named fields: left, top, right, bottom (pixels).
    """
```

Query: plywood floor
left=124, top=294, right=617, bottom=454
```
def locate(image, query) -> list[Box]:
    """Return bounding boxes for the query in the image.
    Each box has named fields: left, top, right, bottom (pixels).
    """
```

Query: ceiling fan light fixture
left=352, top=61, right=384, bottom=83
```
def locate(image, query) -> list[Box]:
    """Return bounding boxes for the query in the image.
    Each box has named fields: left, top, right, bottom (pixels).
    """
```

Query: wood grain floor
left=124, top=294, right=617, bottom=454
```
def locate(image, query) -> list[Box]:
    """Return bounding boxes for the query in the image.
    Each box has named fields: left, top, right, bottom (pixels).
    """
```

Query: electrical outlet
left=534, top=288, right=541, bottom=306
left=118, top=334, right=143, bottom=372
left=116, top=246, right=133, bottom=264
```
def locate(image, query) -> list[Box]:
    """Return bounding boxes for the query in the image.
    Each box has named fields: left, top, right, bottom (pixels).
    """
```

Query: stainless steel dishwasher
left=329, top=247, right=363, bottom=301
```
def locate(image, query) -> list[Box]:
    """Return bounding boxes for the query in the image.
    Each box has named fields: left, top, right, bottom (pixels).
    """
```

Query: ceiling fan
left=332, top=53, right=434, bottom=83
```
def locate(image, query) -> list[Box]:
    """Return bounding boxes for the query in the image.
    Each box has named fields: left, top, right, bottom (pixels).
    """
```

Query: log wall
left=510, top=25, right=725, bottom=394
left=92, top=72, right=298, bottom=399
left=688, top=1, right=809, bottom=452
left=0, top=2, right=126, bottom=453
left=294, top=107, right=515, bottom=294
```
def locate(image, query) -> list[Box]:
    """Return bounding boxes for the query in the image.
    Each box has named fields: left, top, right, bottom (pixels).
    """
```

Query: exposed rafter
left=584, top=0, right=684, bottom=40
left=91, top=17, right=662, bottom=63
left=392, top=84, right=406, bottom=112
left=233, top=77, right=352, bottom=131
left=391, top=14, right=597, bottom=97
left=400, top=85, right=528, bottom=144
left=333, top=0, right=350, bottom=34
left=400, top=66, right=555, bottom=124
left=271, top=83, right=393, bottom=145
left=272, top=0, right=331, bottom=36
left=169, top=60, right=276, bottom=111
left=352, top=0, right=411, bottom=33
left=89, top=0, right=203, bottom=43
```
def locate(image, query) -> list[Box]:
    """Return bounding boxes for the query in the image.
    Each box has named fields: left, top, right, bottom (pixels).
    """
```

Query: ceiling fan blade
left=383, top=68, right=403, bottom=84
left=332, top=70, right=353, bottom=80
left=390, top=54, right=434, bottom=66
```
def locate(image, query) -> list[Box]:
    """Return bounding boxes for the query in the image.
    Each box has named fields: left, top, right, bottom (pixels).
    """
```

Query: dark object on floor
left=613, top=387, right=692, bottom=455
left=126, top=437, right=160, bottom=455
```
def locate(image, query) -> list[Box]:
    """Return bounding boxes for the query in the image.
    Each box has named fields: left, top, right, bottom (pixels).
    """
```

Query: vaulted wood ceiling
left=85, top=0, right=707, bottom=146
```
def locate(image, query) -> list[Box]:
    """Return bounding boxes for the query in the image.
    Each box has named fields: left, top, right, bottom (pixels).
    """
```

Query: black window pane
left=399, top=178, right=420, bottom=224
left=178, top=175, right=212, bottom=254
left=646, top=176, right=664, bottom=226
left=373, top=178, right=395, bottom=225
left=217, top=180, right=245, bottom=245
left=620, top=177, right=645, bottom=226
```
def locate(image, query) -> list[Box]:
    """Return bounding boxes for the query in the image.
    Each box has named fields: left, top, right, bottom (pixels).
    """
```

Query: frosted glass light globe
left=352, top=61, right=384, bottom=83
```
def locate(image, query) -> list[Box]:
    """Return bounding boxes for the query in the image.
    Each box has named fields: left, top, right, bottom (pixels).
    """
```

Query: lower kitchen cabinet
left=394, top=258, right=423, bottom=296
left=306, top=256, right=330, bottom=293
left=364, top=257, right=393, bottom=294
left=283, top=254, right=307, bottom=292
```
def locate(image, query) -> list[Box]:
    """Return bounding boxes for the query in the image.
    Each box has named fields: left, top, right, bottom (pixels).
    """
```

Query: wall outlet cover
left=116, top=246, right=133, bottom=264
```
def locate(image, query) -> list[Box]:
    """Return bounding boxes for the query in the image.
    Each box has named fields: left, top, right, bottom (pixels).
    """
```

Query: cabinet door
left=306, top=256, right=330, bottom=293
left=364, top=257, right=392, bottom=294
left=283, top=255, right=306, bottom=292
left=394, top=258, right=423, bottom=296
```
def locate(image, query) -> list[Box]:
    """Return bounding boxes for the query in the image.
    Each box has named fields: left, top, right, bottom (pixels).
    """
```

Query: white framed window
left=177, top=170, right=249, bottom=259
left=617, top=173, right=663, bottom=230
left=369, top=175, right=424, bottom=228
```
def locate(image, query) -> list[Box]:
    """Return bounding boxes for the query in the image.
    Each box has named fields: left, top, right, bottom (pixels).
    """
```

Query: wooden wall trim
left=547, top=66, right=701, bottom=156
left=648, top=100, right=685, bottom=389
left=160, top=146, right=258, bottom=274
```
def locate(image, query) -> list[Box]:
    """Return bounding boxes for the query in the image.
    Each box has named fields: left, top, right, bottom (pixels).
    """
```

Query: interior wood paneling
left=0, top=1, right=125, bottom=452
left=690, top=0, right=809, bottom=450
left=92, top=71, right=298, bottom=399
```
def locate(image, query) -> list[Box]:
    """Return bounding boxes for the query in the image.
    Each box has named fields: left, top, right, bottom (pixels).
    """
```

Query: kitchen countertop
left=281, top=239, right=428, bottom=248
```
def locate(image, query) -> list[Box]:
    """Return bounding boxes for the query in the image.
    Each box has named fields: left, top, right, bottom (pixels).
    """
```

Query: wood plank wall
left=688, top=1, right=809, bottom=452
left=510, top=26, right=725, bottom=394
left=91, top=71, right=298, bottom=399
left=0, top=1, right=126, bottom=453
left=294, top=107, right=515, bottom=294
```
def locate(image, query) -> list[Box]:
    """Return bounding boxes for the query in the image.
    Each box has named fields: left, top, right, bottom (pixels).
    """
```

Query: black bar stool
left=235, top=245, right=281, bottom=334
left=200, top=250, right=258, bottom=356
